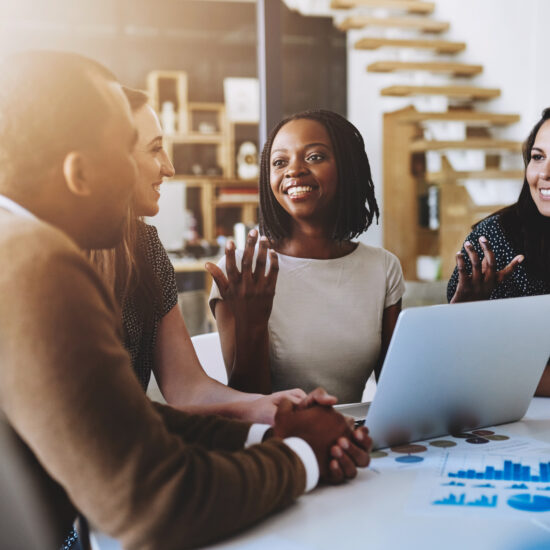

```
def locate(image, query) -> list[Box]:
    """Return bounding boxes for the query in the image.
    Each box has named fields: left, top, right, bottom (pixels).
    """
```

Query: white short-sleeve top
left=209, top=243, right=405, bottom=403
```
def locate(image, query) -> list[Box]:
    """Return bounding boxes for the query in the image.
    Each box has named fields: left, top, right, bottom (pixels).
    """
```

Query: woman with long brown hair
left=89, top=87, right=306, bottom=422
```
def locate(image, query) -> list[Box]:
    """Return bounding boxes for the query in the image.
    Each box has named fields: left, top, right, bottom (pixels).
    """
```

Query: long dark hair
left=258, top=109, right=379, bottom=244
left=88, top=87, right=163, bottom=328
left=490, top=107, right=550, bottom=280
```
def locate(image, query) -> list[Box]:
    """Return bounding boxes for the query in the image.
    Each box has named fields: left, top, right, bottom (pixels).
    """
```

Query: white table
left=96, top=399, right=550, bottom=550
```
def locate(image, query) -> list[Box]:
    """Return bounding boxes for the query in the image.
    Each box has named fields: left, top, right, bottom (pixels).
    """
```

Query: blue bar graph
left=448, top=460, right=550, bottom=483
left=433, top=493, right=497, bottom=508
left=434, top=493, right=465, bottom=506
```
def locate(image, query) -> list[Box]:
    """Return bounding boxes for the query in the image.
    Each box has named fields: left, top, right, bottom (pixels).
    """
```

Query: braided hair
left=258, top=109, right=379, bottom=244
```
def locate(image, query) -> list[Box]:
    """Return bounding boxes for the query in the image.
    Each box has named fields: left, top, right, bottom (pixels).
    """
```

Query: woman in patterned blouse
left=447, top=107, right=550, bottom=395
left=89, top=87, right=307, bottom=423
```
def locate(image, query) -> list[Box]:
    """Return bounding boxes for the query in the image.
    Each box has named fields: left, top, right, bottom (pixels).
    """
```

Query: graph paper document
left=410, top=447, right=550, bottom=518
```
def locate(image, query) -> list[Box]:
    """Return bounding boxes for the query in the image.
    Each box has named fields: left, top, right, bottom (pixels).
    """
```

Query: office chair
left=0, top=414, right=61, bottom=549
left=191, top=332, right=228, bottom=384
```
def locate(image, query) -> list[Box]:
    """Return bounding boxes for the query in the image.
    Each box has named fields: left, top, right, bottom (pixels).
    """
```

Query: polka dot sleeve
left=446, top=214, right=550, bottom=301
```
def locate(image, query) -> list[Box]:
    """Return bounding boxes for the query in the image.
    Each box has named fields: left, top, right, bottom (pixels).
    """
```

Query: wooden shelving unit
left=355, top=37, right=465, bottom=54
left=147, top=71, right=259, bottom=244
left=337, top=15, right=449, bottom=32
left=331, top=0, right=435, bottom=13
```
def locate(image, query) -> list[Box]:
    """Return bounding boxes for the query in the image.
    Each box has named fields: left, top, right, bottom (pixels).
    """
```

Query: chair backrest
left=191, top=332, right=228, bottom=384
left=0, top=415, right=60, bottom=549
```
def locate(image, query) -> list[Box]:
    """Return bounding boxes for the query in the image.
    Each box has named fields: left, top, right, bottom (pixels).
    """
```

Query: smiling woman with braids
left=207, top=110, right=405, bottom=403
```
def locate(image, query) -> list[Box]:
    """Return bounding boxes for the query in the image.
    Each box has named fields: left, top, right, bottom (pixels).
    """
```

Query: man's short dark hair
left=258, top=109, right=379, bottom=244
left=0, top=50, right=118, bottom=195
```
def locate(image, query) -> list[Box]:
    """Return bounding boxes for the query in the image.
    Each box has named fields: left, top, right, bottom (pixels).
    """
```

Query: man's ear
left=62, top=152, right=92, bottom=197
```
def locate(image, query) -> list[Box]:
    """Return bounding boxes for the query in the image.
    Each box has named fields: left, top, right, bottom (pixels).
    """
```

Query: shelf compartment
left=147, top=70, right=188, bottom=133
left=188, top=102, right=227, bottom=136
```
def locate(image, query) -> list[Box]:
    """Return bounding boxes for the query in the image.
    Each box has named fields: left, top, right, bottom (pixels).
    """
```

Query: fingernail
left=340, top=438, right=349, bottom=450
left=226, top=240, right=235, bottom=250
left=333, top=447, right=343, bottom=458
left=479, top=236, right=487, bottom=243
left=355, top=430, right=363, bottom=441
left=464, top=241, right=471, bottom=247
left=249, top=229, right=257, bottom=237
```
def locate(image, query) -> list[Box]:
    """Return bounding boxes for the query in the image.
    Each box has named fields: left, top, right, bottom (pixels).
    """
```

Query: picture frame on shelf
left=223, top=77, right=260, bottom=123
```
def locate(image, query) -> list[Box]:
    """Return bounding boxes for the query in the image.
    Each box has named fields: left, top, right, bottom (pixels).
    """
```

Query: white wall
left=286, top=0, right=550, bottom=247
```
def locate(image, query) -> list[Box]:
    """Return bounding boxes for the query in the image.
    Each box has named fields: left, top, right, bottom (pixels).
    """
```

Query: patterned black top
left=122, top=223, right=178, bottom=390
left=447, top=214, right=550, bottom=302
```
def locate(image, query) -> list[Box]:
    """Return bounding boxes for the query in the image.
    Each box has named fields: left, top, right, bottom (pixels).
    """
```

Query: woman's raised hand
left=450, top=236, right=524, bottom=303
left=205, top=229, right=279, bottom=327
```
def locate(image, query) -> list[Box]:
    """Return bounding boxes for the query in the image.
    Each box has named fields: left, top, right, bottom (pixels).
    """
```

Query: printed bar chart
left=433, top=493, right=498, bottom=508
left=448, top=460, right=550, bottom=483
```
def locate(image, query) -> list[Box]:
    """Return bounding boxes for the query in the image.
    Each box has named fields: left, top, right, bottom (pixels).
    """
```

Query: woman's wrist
left=234, top=314, right=270, bottom=334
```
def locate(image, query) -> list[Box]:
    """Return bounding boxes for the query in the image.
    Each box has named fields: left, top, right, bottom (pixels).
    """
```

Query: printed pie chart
left=395, top=455, right=424, bottom=464
left=507, top=494, right=550, bottom=512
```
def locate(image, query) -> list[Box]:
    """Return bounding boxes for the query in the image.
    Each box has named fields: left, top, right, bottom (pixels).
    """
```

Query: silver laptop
left=336, top=295, right=550, bottom=450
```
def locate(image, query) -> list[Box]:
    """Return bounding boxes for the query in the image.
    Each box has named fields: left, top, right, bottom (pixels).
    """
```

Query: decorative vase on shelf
left=160, top=101, right=176, bottom=134
left=237, top=141, right=259, bottom=180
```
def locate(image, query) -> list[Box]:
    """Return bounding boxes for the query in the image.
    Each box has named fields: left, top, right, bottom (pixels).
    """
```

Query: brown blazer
left=0, top=209, right=306, bottom=550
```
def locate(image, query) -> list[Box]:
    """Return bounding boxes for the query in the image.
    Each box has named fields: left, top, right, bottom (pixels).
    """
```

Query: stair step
left=410, top=138, right=522, bottom=153
left=368, top=60, right=482, bottom=77
left=331, top=0, right=434, bottom=14
left=426, top=169, right=524, bottom=183
left=387, top=107, right=519, bottom=126
left=381, top=85, right=500, bottom=100
left=355, top=37, right=465, bottom=54
left=337, top=15, right=449, bottom=32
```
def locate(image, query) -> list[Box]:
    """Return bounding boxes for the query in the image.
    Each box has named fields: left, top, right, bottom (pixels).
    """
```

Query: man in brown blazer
left=0, top=50, right=371, bottom=550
